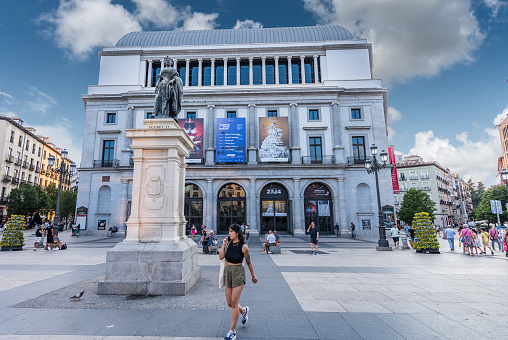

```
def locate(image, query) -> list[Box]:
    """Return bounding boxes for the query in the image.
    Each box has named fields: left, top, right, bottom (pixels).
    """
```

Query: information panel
left=178, top=118, right=204, bottom=163
left=216, top=118, right=246, bottom=163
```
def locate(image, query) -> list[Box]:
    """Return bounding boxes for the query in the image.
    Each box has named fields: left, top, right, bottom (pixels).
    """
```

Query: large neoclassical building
left=77, top=25, right=393, bottom=237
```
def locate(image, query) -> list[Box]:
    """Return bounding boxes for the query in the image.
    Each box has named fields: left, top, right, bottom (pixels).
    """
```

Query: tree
left=397, top=188, right=436, bottom=225
left=59, top=190, right=77, bottom=220
left=8, top=183, right=40, bottom=216
left=44, top=183, right=58, bottom=212
left=474, top=185, right=508, bottom=224
left=470, top=181, right=485, bottom=211
left=34, top=186, right=51, bottom=217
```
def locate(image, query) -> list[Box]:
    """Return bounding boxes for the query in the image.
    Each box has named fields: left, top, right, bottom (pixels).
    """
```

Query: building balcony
left=0, top=196, right=8, bottom=204
left=399, top=176, right=407, bottom=181
left=409, top=176, right=418, bottom=180
left=3, top=175, right=12, bottom=182
left=422, top=187, right=431, bottom=191
left=302, top=155, right=334, bottom=165
left=22, top=161, right=28, bottom=168
left=14, top=158, right=21, bottom=166
left=11, top=177, right=19, bottom=184
left=347, top=156, right=371, bottom=165
left=421, top=175, right=430, bottom=179
left=400, top=187, right=407, bottom=192
left=5, top=154, right=13, bottom=163
left=35, top=166, right=40, bottom=173
left=29, top=164, right=35, bottom=171
left=93, top=159, right=119, bottom=168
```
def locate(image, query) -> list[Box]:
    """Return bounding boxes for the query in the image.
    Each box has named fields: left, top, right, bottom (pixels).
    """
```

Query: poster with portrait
left=178, top=118, right=204, bottom=163
left=216, top=118, right=246, bottom=163
left=305, top=200, right=318, bottom=217
left=258, top=117, right=290, bottom=162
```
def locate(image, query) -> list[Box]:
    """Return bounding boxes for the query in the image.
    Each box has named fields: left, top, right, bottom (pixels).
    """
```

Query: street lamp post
left=48, top=149, right=76, bottom=226
left=364, top=144, right=391, bottom=250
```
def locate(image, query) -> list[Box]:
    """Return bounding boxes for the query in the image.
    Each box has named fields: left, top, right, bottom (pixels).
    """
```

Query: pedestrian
left=45, top=222, right=54, bottom=251
left=350, top=222, right=356, bottom=238
left=34, top=223, right=44, bottom=251
left=334, top=222, right=340, bottom=237
left=201, top=225, right=209, bottom=254
left=458, top=225, right=463, bottom=248
left=76, top=224, right=80, bottom=237
left=240, top=223, right=245, bottom=234
left=503, top=229, right=508, bottom=257
left=390, top=224, right=399, bottom=249
left=191, top=225, right=196, bottom=241
left=472, top=229, right=484, bottom=255
left=489, top=227, right=502, bottom=251
left=307, top=221, right=319, bottom=255
left=434, top=224, right=440, bottom=237
left=444, top=225, right=455, bottom=251
left=219, top=224, right=257, bottom=340
left=245, top=223, right=250, bottom=241
left=481, top=228, right=494, bottom=255
left=408, top=225, right=415, bottom=248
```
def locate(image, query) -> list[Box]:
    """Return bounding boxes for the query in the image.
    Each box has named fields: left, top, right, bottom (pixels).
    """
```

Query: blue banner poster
left=216, top=118, right=246, bottom=163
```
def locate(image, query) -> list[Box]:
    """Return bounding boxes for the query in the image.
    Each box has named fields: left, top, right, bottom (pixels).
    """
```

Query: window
left=102, top=140, right=115, bottom=166
left=227, top=63, right=237, bottom=85
left=187, top=112, right=197, bottom=119
left=7, top=148, right=12, bottom=157
left=421, top=170, right=429, bottom=179
left=202, top=61, right=212, bottom=86
left=30, top=158, right=34, bottom=166
left=252, top=60, right=262, bottom=85
left=146, top=112, right=152, bottom=119
left=32, top=144, right=36, bottom=154
left=308, top=109, right=319, bottom=120
left=352, top=136, right=366, bottom=161
left=189, top=61, right=199, bottom=86
left=400, top=183, right=407, bottom=191
left=422, top=181, right=430, bottom=190
left=26, top=140, right=30, bottom=151
left=394, top=195, right=398, bottom=204
left=215, top=61, right=224, bottom=86
left=177, top=63, right=186, bottom=86
left=16, top=151, right=21, bottom=162
left=267, top=110, right=277, bottom=117
left=106, top=112, right=116, bottom=124
left=1, top=187, right=6, bottom=201
left=151, top=61, right=161, bottom=87
left=227, top=111, right=237, bottom=118
left=411, top=182, right=418, bottom=189
left=10, top=131, right=14, bottom=143
left=240, top=60, right=249, bottom=85
left=28, top=174, right=32, bottom=182
left=265, top=59, right=275, bottom=84
left=43, top=150, right=46, bottom=159
left=14, top=169, right=18, bottom=179
left=4, top=166, right=10, bottom=176
left=309, top=137, right=323, bottom=162
left=304, top=58, right=313, bottom=83
left=409, top=171, right=417, bottom=180
left=38, top=147, right=41, bottom=157
left=399, top=173, right=406, bottom=180
left=291, top=61, right=301, bottom=84
left=351, top=108, right=362, bottom=119
left=278, top=59, right=288, bottom=84
left=18, top=136, right=22, bottom=147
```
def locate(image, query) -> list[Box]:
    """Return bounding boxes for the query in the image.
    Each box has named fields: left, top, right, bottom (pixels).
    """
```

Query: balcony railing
left=22, top=161, right=28, bottom=168
left=14, top=158, right=21, bottom=165
left=3, top=175, right=11, bottom=182
left=409, top=176, right=418, bottom=180
left=347, top=156, right=371, bottom=165
left=93, top=159, right=119, bottom=168
left=422, top=187, right=431, bottom=191
left=5, top=154, right=13, bottom=163
left=35, top=166, right=40, bottom=173
left=399, top=176, right=407, bottom=181
left=11, top=177, right=19, bottom=184
left=421, top=175, right=430, bottom=179
left=0, top=196, right=8, bottom=204
left=302, top=155, right=335, bottom=165
left=29, top=164, right=35, bottom=171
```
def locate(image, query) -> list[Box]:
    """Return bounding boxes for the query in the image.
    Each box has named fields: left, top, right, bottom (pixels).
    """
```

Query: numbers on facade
left=266, top=189, right=282, bottom=195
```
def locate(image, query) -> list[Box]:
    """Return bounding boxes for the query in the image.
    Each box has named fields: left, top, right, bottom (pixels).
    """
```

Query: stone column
left=125, top=106, right=135, bottom=150
left=147, top=60, right=153, bottom=87
left=287, top=56, right=293, bottom=84
left=261, top=56, right=266, bottom=85
left=223, top=58, right=228, bottom=86
left=313, top=55, right=319, bottom=83
left=197, top=58, right=203, bottom=87
left=331, top=102, right=345, bottom=163
left=205, top=105, right=216, bottom=165
left=185, top=59, right=190, bottom=87
left=274, top=56, right=280, bottom=84
left=249, top=57, right=254, bottom=85
left=172, top=59, right=177, bottom=69
left=337, top=177, right=348, bottom=234
left=247, top=104, right=257, bottom=164
left=289, top=103, right=301, bottom=164
left=206, top=179, right=213, bottom=231
left=118, top=178, right=130, bottom=231
left=293, top=178, right=304, bottom=235
left=210, top=58, right=215, bottom=86
left=300, top=56, right=306, bottom=84
left=236, top=57, right=241, bottom=85
left=98, top=118, right=200, bottom=296
left=249, top=178, right=259, bottom=236
left=160, top=58, right=165, bottom=69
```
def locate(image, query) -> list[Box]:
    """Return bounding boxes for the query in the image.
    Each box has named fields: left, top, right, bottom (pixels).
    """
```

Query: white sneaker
left=241, top=306, right=249, bottom=325
left=224, top=330, right=236, bottom=340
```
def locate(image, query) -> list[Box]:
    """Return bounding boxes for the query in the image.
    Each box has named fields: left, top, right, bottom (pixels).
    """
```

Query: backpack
left=60, top=244, right=67, bottom=250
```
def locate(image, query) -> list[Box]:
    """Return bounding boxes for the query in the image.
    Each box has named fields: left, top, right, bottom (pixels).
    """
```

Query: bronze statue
left=152, top=56, right=183, bottom=120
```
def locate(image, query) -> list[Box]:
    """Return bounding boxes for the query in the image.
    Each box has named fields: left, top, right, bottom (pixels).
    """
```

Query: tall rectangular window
left=291, top=62, right=301, bottom=84
left=227, top=63, right=237, bottom=85
left=187, top=112, right=197, bottom=119
left=4, top=166, right=9, bottom=176
left=304, top=58, right=313, bottom=83
left=309, top=137, right=322, bottom=162
left=38, top=147, right=41, bottom=157
left=278, top=60, right=288, bottom=84
left=10, top=131, right=14, bottom=143
left=265, top=59, right=275, bottom=84
left=7, top=148, right=12, bottom=157
left=32, top=144, right=36, bottom=154
left=352, top=136, right=366, bottom=162
left=253, top=60, right=262, bottom=85
left=189, top=61, right=199, bottom=86
left=351, top=108, right=362, bottom=119
left=202, top=61, right=212, bottom=86
left=106, top=112, right=116, bottom=123
left=215, top=61, right=224, bottom=86
left=102, top=140, right=115, bottom=167
left=309, top=109, right=319, bottom=120
left=267, top=110, right=277, bottom=117
left=151, top=62, right=161, bottom=88
left=240, top=61, right=249, bottom=85
left=1, top=187, right=6, bottom=201
left=177, top=64, right=186, bottom=86
left=18, top=136, right=22, bottom=147
left=26, top=140, right=30, bottom=151
left=227, top=111, right=237, bottom=118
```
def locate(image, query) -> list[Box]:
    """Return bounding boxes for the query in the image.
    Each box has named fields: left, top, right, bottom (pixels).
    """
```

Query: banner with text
left=388, top=146, right=400, bottom=193
left=216, top=118, right=246, bottom=163
left=178, top=118, right=204, bottom=163
left=258, top=117, right=290, bottom=162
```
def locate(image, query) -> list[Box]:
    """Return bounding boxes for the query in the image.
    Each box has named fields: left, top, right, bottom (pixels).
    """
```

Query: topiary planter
left=416, top=248, right=440, bottom=254
left=1, top=246, right=23, bottom=251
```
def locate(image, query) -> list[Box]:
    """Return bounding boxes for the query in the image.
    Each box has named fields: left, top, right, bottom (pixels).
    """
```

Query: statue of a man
left=152, top=56, right=183, bottom=120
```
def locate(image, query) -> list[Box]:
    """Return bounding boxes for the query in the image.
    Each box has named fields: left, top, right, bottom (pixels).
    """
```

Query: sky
left=0, top=0, right=507, bottom=186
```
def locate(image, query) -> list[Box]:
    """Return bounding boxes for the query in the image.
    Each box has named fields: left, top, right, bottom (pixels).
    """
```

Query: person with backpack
left=489, top=227, right=502, bottom=251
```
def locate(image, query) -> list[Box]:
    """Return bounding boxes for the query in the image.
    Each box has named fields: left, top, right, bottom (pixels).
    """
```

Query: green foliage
left=412, top=212, right=439, bottom=250
left=8, top=184, right=41, bottom=216
left=34, top=186, right=51, bottom=216
left=398, top=188, right=436, bottom=225
left=468, top=179, right=485, bottom=215
left=474, top=185, right=508, bottom=224
left=59, top=190, right=77, bottom=219
left=0, top=215, right=25, bottom=248
left=44, top=183, right=58, bottom=212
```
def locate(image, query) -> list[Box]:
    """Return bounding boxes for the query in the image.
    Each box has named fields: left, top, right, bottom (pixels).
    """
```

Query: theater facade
left=77, top=25, right=393, bottom=237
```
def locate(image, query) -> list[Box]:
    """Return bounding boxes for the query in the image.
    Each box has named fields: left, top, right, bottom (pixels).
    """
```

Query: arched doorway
left=304, top=182, right=333, bottom=234
left=260, top=183, right=290, bottom=234
left=184, top=183, right=203, bottom=233
left=218, top=183, right=246, bottom=233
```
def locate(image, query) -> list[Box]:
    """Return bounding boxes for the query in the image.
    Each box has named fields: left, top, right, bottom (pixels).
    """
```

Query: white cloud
left=303, top=0, right=484, bottom=85
left=387, top=106, right=402, bottom=123
left=23, top=87, right=58, bottom=114
left=1, top=91, right=17, bottom=106
left=408, top=129, right=501, bottom=186
left=387, top=126, right=396, bottom=142
left=181, top=12, right=219, bottom=30
left=233, top=19, right=264, bottom=29
left=493, top=105, right=508, bottom=125
left=132, top=0, right=180, bottom=28
left=483, top=0, right=505, bottom=16
left=39, top=0, right=142, bottom=60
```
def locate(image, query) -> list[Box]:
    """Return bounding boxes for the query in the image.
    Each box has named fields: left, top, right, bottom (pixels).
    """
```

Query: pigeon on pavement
left=70, top=291, right=85, bottom=301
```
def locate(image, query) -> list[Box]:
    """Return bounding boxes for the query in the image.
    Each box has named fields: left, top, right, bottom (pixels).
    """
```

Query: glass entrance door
left=260, top=183, right=289, bottom=234
left=217, top=183, right=246, bottom=233
left=304, top=183, right=334, bottom=234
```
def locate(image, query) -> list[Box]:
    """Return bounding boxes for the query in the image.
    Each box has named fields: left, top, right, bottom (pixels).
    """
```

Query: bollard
left=401, top=232, right=410, bottom=250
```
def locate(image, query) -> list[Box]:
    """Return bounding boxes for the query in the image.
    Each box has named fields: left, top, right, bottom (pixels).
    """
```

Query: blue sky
left=0, top=0, right=507, bottom=186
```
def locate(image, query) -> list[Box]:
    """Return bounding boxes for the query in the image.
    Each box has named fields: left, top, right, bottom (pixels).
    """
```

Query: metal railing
left=3, top=175, right=11, bottom=182
left=301, top=155, right=335, bottom=164
left=0, top=196, right=8, bottom=204
left=5, top=154, right=13, bottom=163
left=93, top=159, right=119, bottom=168
left=11, top=177, right=19, bottom=184
left=29, top=164, right=35, bottom=171
left=14, top=158, right=21, bottom=165
left=22, top=161, right=28, bottom=168
left=347, top=156, right=371, bottom=165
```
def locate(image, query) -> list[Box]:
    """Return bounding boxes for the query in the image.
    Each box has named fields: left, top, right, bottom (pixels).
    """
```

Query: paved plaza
left=0, top=229, right=507, bottom=339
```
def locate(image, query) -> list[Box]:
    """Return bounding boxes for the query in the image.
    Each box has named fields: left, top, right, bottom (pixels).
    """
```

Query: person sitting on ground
left=34, top=224, right=44, bottom=251
left=263, top=230, right=276, bottom=254
left=53, top=235, right=63, bottom=250
left=109, top=226, right=118, bottom=235
left=207, top=230, right=218, bottom=252
left=274, top=230, right=281, bottom=245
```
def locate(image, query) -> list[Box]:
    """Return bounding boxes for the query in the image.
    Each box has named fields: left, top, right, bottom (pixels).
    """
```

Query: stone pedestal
left=98, top=118, right=200, bottom=296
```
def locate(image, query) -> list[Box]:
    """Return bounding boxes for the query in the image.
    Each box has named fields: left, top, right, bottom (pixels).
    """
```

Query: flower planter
left=416, top=248, right=440, bottom=254
left=1, top=246, right=23, bottom=251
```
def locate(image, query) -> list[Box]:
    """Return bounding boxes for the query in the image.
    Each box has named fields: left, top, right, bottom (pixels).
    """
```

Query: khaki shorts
left=224, top=264, right=246, bottom=288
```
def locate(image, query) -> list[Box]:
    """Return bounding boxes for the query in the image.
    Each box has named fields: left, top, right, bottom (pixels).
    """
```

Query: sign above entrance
left=304, top=183, right=332, bottom=198
left=216, top=118, right=246, bottom=163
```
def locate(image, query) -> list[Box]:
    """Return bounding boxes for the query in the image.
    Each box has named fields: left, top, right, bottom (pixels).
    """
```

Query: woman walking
left=461, top=227, right=474, bottom=255
left=219, top=224, right=257, bottom=340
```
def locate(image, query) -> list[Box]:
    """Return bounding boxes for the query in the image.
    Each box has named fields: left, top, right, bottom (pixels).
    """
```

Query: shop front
left=260, top=183, right=290, bottom=234
left=304, top=182, right=334, bottom=234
